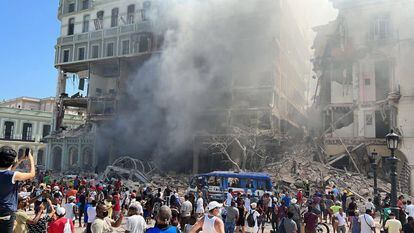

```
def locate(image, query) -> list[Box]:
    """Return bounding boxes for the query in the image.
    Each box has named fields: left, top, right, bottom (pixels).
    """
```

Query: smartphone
left=25, top=148, right=30, bottom=157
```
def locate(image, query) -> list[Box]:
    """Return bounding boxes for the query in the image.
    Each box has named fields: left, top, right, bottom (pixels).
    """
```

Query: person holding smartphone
left=0, top=146, right=36, bottom=233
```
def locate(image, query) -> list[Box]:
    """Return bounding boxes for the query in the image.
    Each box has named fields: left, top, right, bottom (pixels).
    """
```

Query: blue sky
left=0, top=1, right=60, bottom=100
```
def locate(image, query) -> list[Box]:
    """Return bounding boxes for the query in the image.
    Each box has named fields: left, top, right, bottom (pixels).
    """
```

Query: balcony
left=55, top=20, right=156, bottom=69
left=0, top=136, right=35, bottom=142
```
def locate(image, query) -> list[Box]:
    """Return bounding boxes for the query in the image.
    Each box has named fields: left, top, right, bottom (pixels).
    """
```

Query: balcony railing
left=57, top=21, right=153, bottom=45
left=0, top=136, right=35, bottom=142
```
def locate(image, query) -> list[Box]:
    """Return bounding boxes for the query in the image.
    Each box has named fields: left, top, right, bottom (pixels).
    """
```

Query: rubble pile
left=264, top=144, right=391, bottom=199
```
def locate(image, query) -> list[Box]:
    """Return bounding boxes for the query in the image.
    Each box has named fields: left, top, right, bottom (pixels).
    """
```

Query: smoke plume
left=98, top=0, right=282, bottom=171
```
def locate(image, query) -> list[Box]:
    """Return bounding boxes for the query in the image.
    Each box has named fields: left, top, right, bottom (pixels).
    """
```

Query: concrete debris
left=264, top=144, right=391, bottom=199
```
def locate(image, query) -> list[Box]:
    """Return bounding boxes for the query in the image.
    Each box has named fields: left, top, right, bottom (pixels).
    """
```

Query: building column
left=52, top=69, right=67, bottom=131
left=61, top=144, right=68, bottom=171
left=77, top=141, right=82, bottom=168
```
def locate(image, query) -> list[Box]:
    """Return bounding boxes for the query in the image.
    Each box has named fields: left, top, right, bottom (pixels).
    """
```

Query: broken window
left=22, top=123, right=33, bottom=141
left=63, top=50, right=70, bottom=62
left=139, top=35, right=150, bottom=52
left=111, top=8, right=119, bottom=27
left=95, top=11, right=104, bottom=30
left=370, top=14, right=391, bottom=40
left=106, top=42, right=114, bottom=56
left=3, top=121, right=14, bottom=139
left=122, top=40, right=130, bottom=55
left=91, top=45, right=99, bottom=58
left=127, top=4, right=135, bottom=24
left=78, top=47, right=85, bottom=60
left=42, top=125, right=51, bottom=138
left=82, top=15, right=90, bottom=33
left=68, top=18, right=75, bottom=35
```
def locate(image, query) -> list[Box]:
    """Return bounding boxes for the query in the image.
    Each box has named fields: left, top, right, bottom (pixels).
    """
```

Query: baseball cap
left=56, top=207, right=66, bottom=216
left=251, top=202, right=257, bottom=209
left=291, top=198, right=297, bottom=204
left=207, top=201, right=223, bottom=211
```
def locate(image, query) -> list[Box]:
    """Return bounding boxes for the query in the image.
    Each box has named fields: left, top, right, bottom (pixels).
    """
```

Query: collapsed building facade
left=312, top=0, right=414, bottom=194
left=48, top=0, right=310, bottom=174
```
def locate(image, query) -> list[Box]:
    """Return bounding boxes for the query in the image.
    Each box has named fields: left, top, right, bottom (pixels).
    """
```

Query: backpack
left=247, top=210, right=256, bottom=227
left=63, top=218, right=71, bottom=233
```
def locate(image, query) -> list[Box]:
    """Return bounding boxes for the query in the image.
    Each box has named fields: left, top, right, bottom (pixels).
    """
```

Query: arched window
left=127, top=4, right=135, bottom=24
left=68, top=18, right=75, bottom=35
left=37, top=150, right=44, bottom=165
left=111, top=8, right=119, bottom=27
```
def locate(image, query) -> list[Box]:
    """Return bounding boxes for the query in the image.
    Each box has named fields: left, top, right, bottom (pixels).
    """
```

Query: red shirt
left=297, top=191, right=303, bottom=203
left=114, top=194, right=121, bottom=211
left=304, top=212, right=318, bottom=231
left=48, top=217, right=75, bottom=233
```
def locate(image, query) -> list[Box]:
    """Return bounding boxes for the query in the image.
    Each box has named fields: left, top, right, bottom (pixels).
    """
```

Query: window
left=81, top=0, right=89, bottom=10
left=371, top=14, right=390, bottom=40
left=68, top=2, right=75, bottom=13
left=111, top=8, right=119, bottom=27
left=68, top=18, right=75, bottom=35
left=139, top=35, right=150, bottom=52
left=3, top=121, right=14, bottom=139
left=95, top=11, right=104, bottom=30
left=42, top=125, right=51, bottom=138
left=122, top=40, right=130, bottom=55
left=63, top=50, right=70, bottom=62
left=366, top=114, right=373, bottom=126
left=82, top=15, right=90, bottom=33
left=142, top=1, right=151, bottom=21
left=22, top=123, right=33, bottom=141
left=37, top=150, right=44, bottom=165
left=365, top=78, right=371, bottom=85
left=78, top=47, right=86, bottom=60
left=127, top=4, right=135, bottom=24
left=106, top=43, right=114, bottom=56
left=91, top=45, right=99, bottom=58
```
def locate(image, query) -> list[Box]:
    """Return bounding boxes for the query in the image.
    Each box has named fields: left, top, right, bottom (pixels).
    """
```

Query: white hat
left=53, top=186, right=60, bottom=191
left=251, top=202, right=257, bottom=209
left=273, top=197, right=278, bottom=203
left=68, top=196, right=76, bottom=202
left=56, top=207, right=66, bottom=216
left=207, top=201, right=223, bottom=211
left=291, top=198, right=297, bottom=204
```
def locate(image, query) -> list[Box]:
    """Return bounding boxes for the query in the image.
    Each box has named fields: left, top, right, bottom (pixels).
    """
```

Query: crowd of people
left=2, top=146, right=414, bottom=233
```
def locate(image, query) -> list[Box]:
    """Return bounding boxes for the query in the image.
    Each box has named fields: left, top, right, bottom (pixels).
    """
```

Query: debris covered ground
left=264, top=144, right=391, bottom=199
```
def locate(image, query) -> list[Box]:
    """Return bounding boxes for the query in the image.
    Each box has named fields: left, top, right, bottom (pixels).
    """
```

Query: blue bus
left=189, top=171, right=273, bottom=201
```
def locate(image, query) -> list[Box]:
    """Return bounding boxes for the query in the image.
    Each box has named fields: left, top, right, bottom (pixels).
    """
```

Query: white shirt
left=226, top=193, right=233, bottom=206
left=125, top=215, right=146, bottom=233
left=405, top=204, right=414, bottom=217
left=196, top=197, right=204, bottom=214
left=87, top=206, right=97, bottom=223
left=359, top=214, right=375, bottom=233
left=244, top=198, right=251, bottom=212
left=334, top=212, right=346, bottom=226
left=63, top=202, right=77, bottom=220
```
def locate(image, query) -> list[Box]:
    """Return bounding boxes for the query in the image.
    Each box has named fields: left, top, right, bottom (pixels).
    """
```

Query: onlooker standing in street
left=86, top=199, right=97, bottom=233
left=91, top=202, right=123, bottom=233
left=224, top=201, right=239, bottom=233
left=180, top=195, right=193, bottom=231
left=288, top=198, right=301, bottom=233
left=196, top=192, right=204, bottom=218
left=0, top=146, right=35, bottom=233
left=48, top=207, right=75, bottom=233
left=333, top=208, right=347, bottom=233
left=63, top=196, right=78, bottom=225
left=405, top=200, right=414, bottom=218
left=359, top=209, right=375, bottom=233
left=303, top=206, right=318, bottom=233
left=385, top=212, right=402, bottom=233
left=403, top=216, right=414, bottom=233
left=279, top=212, right=297, bottom=233
left=125, top=203, right=146, bottom=233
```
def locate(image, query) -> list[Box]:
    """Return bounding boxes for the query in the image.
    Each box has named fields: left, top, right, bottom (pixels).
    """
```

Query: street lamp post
left=385, top=130, right=400, bottom=218
left=369, top=150, right=378, bottom=196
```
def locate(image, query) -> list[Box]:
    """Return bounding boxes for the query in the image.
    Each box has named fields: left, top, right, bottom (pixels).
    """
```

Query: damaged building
left=48, top=0, right=310, bottom=174
left=312, top=0, right=414, bottom=194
